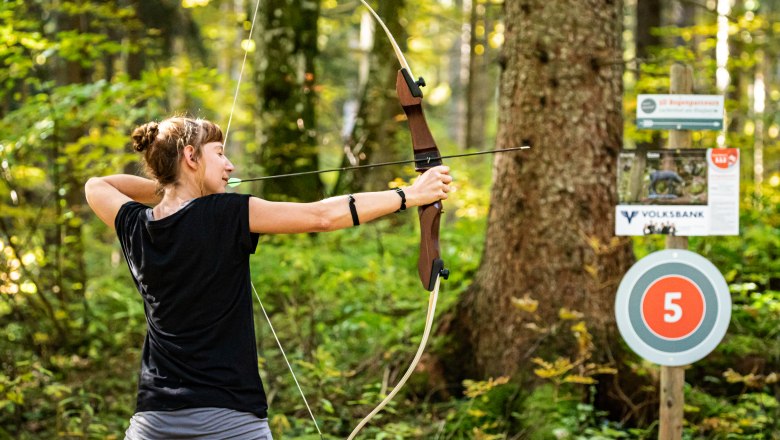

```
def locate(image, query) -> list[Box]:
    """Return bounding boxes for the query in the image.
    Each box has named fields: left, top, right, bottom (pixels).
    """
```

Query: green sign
left=636, top=95, right=724, bottom=131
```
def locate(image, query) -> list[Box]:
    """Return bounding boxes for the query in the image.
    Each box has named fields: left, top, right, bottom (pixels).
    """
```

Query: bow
left=345, top=1, right=448, bottom=438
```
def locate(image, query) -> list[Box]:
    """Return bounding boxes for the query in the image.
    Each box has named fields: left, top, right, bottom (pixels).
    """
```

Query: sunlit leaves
left=463, top=376, right=509, bottom=399
left=511, top=295, right=538, bottom=313
left=532, top=357, right=574, bottom=379
left=182, top=0, right=211, bottom=8
left=558, top=308, right=584, bottom=321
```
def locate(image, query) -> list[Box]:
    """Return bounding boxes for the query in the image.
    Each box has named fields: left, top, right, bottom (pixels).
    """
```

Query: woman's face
left=199, top=141, right=235, bottom=194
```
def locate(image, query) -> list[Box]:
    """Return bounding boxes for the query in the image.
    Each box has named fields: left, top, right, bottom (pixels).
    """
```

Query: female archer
left=84, top=116, right=452, bottom=439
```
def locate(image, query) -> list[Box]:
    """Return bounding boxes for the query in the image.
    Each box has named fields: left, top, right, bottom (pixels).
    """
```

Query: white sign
left=615, top=250, right=731, bottom=366
left=707, top=149, right=740, bottom=235
left=615, top=148, right=739, bottom=236
left=616, top=205, right=708, bottom=236
left=637, top=94, right=724, bottom=130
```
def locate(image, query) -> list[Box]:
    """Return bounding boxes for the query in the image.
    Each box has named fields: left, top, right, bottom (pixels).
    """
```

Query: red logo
left=710, top=148, right=738, bottom=169
left=642, top=276, right=705, bottom=340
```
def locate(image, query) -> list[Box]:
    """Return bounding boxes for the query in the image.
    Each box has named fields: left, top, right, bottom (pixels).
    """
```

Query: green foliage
left=686, top=388, right=779, bottom=439
left=512, top=385, right=654, bottom=440
left=415, top=376, right=521, bottom=439
left=2, top=0, right=780, bottom=439
left=0, top=1, right=234, bottom=437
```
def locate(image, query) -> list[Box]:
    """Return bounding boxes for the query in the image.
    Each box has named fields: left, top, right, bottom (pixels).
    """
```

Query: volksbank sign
left=616, top=206, right=709, bottom=236
left=628, top=210, right=705, bottom=220
left=636, top=94, right=724, bottom=131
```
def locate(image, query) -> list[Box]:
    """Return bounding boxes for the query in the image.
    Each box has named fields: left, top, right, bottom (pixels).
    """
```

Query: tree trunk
left=448, top=0, right=467, bottom=148
left=636, top=0, right=661, bottom=61
left=465, top=0, right=491, bottom=151
left=442, top=0, right=634, bottom=414
left=257, top=0, right=323, bottom=201
left=631, top=0, right=664, bottom=178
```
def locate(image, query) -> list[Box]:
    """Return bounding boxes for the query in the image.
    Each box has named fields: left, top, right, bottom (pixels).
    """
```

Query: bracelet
left=348, top=194, right=360, bottom=226
left=394, top=188, right=407, bottom=212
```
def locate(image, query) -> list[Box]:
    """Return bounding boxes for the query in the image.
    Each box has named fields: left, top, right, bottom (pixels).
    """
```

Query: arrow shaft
left=234, top=146, right=530, bottom=183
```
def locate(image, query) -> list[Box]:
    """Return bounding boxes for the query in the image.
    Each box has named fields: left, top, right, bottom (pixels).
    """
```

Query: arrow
left=227, top=146, right=530, bottom=187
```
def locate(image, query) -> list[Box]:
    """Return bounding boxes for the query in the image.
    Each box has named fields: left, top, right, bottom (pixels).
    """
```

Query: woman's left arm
left=85, top=175, right=160, bottom=229
left=248, top=165, right=452, bottom=234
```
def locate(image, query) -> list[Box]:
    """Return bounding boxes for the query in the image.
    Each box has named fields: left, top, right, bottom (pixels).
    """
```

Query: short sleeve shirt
left=115, top=193, right=267, bottom=418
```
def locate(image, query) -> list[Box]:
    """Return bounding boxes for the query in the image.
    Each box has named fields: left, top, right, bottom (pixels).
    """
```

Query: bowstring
left=223, top=0, right=261, bottom=148
left=252, top=283, right=323, bottom=438
left=224, top=0, right=322, bottom=437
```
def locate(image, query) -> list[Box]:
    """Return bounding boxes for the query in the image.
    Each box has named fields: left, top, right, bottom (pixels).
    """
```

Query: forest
left=1, top=0, right=778, bottom=438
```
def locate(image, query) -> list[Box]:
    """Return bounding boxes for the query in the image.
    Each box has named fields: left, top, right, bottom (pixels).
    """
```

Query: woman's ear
left=183, top=145, right=198, bottom=167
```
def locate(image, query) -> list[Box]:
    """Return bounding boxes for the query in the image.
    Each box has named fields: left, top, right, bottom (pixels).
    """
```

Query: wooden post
left=658, top=62, right=693, bottom=440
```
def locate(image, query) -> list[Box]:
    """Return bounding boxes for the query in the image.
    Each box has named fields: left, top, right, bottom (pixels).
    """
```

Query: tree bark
left=442, top=0, right=635, bottom=414
left=636, top=0, right=662, bottom=62
left=465, top=0, right=491, bottom=151
left=256, top=0, right=324, bottom=201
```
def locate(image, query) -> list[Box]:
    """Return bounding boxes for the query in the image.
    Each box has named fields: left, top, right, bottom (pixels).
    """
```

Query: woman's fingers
left=409, top=165, right=454, bottom=205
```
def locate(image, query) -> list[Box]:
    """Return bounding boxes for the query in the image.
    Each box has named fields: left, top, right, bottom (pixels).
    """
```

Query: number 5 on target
left=664, top=292, right=682, bottom=323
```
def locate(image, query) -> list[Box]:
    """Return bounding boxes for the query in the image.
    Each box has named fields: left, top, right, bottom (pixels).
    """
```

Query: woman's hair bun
left=131, top=122, right=159, bottom=152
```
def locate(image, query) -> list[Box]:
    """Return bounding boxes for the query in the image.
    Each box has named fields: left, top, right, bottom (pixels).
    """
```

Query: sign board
left=636, top=94, right=724, bottom=130
left=615, top=250, right=731, bottom=366
left=615, top=148, right=739, bottom=236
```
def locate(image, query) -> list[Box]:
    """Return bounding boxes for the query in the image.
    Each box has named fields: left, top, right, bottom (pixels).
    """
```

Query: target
left=615, top=250, right=731, bottom=366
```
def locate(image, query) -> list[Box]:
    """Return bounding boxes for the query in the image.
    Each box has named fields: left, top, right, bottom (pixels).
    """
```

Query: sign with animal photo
left=615, top=148, right=739, bottom=236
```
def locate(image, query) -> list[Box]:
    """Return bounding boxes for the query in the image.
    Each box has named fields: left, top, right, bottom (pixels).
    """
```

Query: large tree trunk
left=442, top=0, right=635, bottom=413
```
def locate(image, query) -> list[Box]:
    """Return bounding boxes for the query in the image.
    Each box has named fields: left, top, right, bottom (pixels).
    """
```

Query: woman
left=84, top=116, right=452, bottom=439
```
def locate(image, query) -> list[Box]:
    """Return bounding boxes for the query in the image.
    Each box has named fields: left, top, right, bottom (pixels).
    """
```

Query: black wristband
left=348, top=194, right=360, bottom=226
left=394, top=188, right=406, bottom=212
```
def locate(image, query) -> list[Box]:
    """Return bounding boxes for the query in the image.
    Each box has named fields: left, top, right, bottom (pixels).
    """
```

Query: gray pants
left=125, top=407, right=273, bottom=440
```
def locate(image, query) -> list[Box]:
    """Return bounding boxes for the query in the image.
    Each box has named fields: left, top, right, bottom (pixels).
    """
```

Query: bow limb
left=357, top=0, right=414, bottom=78
left=347, top=276, right=441, bottom=440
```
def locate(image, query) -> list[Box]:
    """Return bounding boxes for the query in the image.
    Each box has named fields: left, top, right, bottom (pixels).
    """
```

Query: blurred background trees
left=0, top=0, right=778, bottom=438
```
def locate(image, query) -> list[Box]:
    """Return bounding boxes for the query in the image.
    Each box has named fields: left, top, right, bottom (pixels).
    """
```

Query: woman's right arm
left=85, top=175, right=160, bottom=230
left=249, top=165, right=452, bottom=234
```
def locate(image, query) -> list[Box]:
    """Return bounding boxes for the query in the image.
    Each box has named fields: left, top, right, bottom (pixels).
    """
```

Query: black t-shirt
left=115, top=193, right=267, bottom=418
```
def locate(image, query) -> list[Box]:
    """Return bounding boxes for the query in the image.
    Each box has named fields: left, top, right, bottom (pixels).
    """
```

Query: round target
left=615, top=250, right=731, bottom=366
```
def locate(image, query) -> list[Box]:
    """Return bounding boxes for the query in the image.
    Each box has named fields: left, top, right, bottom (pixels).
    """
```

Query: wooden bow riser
left=396, top=69, right=444, bottom=292
left=418, top=202, right=444, bottom=291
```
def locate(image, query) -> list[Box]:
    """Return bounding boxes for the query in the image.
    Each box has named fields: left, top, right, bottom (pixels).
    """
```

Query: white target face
left=615, top=250, right=731, bottom=366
